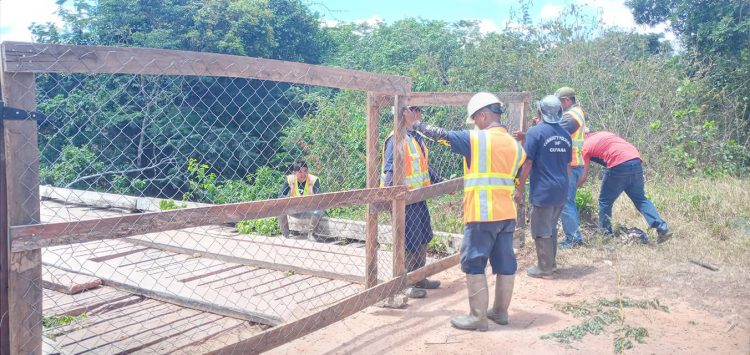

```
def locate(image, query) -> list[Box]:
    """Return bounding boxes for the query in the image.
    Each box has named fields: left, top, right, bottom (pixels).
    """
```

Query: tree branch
left=64, top=158, right=177, bottom=188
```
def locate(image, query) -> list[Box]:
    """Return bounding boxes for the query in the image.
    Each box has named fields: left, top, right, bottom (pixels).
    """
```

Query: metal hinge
left=0, top=101, right=45, bottom=121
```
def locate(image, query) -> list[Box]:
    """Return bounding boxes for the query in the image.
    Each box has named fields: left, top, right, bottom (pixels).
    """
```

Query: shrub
left=236, top=218, right=280, bottom=236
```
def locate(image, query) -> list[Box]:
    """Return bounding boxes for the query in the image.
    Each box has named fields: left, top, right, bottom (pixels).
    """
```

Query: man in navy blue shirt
left=514, top=95, right=572, bottom=279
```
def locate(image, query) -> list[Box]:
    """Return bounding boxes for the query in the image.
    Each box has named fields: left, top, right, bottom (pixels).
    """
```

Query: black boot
left=527, top=237, right=555, bottom=279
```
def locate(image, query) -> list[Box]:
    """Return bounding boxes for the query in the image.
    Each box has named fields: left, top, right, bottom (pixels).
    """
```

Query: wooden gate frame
left=0, top=41, right=530, bottom=354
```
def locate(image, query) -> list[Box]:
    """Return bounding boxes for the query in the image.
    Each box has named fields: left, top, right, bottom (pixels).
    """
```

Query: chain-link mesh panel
left=0, top=43, right=406, bottom=353
left=1, top=42, right=530, bottom=353
left=31, top=69, right=389, bottom=352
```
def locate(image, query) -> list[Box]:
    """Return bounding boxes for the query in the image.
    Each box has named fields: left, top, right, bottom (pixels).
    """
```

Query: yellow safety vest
left=287, top=174, right=318, bottom=197
left=463, top=127, right=526, bottom=223
left=566, top=105, right=586, bottom=167
left=380, top=131, right=431, bottom=190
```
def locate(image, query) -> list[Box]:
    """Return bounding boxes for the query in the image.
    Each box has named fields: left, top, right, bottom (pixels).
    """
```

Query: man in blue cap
left=514, top=95, right=572, bottom=279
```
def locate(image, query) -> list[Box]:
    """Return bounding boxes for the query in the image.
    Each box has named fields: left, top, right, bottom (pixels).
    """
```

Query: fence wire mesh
left=0, top=43, right=536, bottom=354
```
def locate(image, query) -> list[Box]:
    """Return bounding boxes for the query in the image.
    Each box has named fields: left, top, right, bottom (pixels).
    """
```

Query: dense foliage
left=30, top=0, right=749, bottom=202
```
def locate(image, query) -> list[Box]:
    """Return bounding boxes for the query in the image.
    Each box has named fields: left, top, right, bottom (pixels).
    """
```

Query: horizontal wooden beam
left=1, top=42, right=412, bottom=94
left=11, top=186, right=406, bottom=252
left=209, top=252, right=459, bottom=355
left=375, top=92, right=531, bottom=107
left=405, top=178, right=462, bottom=205
left=370, top=178, right=463, bottom=213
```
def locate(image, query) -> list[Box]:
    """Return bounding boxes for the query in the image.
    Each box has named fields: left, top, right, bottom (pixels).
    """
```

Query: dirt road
left=268, top=251, right=749, bottom=355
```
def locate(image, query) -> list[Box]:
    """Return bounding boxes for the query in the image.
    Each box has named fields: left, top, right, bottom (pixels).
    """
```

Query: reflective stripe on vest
left=463, top=127, right=525, bottom=223
left=567, top=106, right=586, bottom=166
left=381, top=132, right=431, bottom=190
left=287, top=174, right=317, bottom=197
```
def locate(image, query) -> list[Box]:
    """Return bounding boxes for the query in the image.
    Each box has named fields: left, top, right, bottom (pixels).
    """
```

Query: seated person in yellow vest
left=278, top=160, right=324, bottom=241
left=381, top=105, right=445, bottom=299
left=514, top=96, right=572, bottom=280
left=412, top=93, right=526, bottom=331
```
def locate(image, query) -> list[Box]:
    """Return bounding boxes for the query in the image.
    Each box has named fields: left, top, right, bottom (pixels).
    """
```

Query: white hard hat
left=466, top=92, right=501, bottom=124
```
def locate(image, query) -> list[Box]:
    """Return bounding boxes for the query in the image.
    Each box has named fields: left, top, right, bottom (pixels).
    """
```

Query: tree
left=31, top=0, right=333, bottom=197
left=626, top=0, right=750, bottom=144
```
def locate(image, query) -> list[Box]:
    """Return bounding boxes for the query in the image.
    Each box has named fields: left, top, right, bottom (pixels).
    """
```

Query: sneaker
left=414, top=279, right=441, bottom=289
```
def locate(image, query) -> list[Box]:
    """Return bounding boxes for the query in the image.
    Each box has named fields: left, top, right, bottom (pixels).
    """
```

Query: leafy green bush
left=575, top=187, right=597, bottom=224
left=40, top=145, right=104, bottom=189
left=427, top=235, right=450, bottom=256
left=236, top=218, right=280, bottom=236
left=184, top=158, right=283, bottom=204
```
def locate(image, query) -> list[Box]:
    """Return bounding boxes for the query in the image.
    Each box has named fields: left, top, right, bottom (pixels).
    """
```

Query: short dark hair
left=291, top=160, right=308, bottom=172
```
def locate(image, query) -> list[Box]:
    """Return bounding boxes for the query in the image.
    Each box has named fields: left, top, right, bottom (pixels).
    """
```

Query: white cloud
left=576, top=0, right=676, bottom=42
left=539, top=4, right=565, bottom=20
left=476, top=18, right=500, bottom=34
left=576, top=0, right=674, bottom=40
left=0, top=0, right=64, bottom=42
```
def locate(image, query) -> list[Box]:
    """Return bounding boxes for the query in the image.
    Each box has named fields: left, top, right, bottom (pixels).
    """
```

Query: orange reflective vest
left=381, top=131, right=431, bottom=190
left=463, top=127, right=526, bottom=223
left=566, top=105, right=586, bottom=167
left=287, top=174, right=318, bottom=197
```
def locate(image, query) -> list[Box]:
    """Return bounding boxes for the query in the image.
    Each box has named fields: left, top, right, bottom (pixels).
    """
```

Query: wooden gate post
left=0, top=60, right=42, bottom=354
left=391, top=95, right=407, bottom=277
left=365, top=93, right=380, bottom=288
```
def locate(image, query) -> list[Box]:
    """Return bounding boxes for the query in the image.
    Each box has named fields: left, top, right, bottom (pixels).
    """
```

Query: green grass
left=43, top=313, right=89, bottom=341
left=43, top=313, right=88, bottom=329
left=544, top=298, right=669, bottom=352
left=159, top=198, right=187, bottom=210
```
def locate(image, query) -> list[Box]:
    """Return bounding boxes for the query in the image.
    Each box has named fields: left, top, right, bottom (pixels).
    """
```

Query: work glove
left=413, top=121, right=450, bottom=147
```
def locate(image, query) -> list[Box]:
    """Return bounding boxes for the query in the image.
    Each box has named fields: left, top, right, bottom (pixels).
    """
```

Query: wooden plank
left=11, top=185, right=406, bottom=252
left=380, top=91, right=532, bottom=106
left=43, top=286, right=140, bottom=317
left=0, top=82, right=8, bottom=355
left=58, top=302, right=207, bottom=353
left=392, top=95, right=407, bottom=277
left=365, top=93, right=380, bottom=288
left=42, top=251, right=291, bottom=326
left=122, top=232, right=367, bottom=284
left=42, top=265, right=102, bottom=294
left=1, top=66, right=42, bottom=354
left=208, top=253, right=459, bottom=355
left=1, top=42, right=412, bottom=95
left=40, top=185, right=212, bottom=212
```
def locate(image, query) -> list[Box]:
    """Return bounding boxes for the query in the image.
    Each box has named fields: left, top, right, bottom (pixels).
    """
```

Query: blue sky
left=0, top=0, right=672, bottom=42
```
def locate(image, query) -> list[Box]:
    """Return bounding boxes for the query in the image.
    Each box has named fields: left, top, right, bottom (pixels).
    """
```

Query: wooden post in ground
left=0, top=83, right=9, bottom=355
left=0, top=65, right=42, bottom=353
left=517, top=98, right=531, bottom=244
left=365, top=93, right=380, bottom=288
left=391, top=95, right=407, bottom=277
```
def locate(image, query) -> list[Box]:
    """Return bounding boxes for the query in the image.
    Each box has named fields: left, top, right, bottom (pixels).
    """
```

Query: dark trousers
left=599, top=159, right=667, bottom=234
